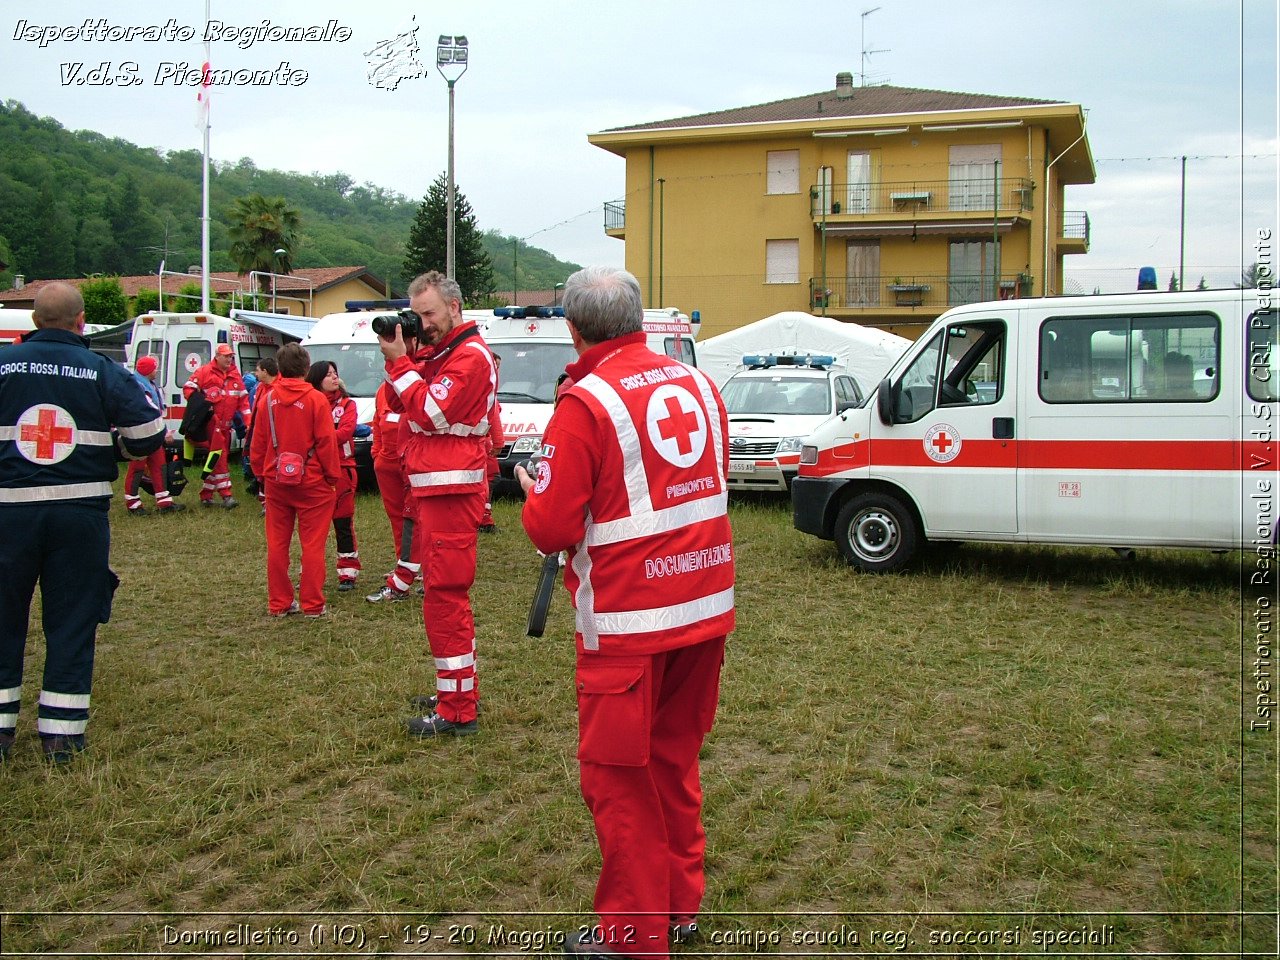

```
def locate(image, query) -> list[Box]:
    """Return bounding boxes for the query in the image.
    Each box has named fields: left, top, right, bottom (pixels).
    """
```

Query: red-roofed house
left=0, top=267, right=392, bottom=318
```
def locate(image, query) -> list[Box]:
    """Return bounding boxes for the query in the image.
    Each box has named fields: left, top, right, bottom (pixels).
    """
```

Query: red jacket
left=248, top=376, right=341, bottom=489
left=184, top=360, right=250, bottom=428
left=325, top=387, right=357, bottom=467
left=371, top=381, right=402, bottom=465
left=521, top=333, right=735, bottom=655
left=384, top=321, right=496, bottom=497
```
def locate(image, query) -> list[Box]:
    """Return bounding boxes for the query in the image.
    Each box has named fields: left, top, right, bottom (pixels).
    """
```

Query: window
left=664, top=335, right=695, bottom=364
left=1039, top=312, right=1220, bottom=403
left=305, top=342, right=383, bottom=398
left=137, top=339, right=169, bottom=382
left=766, top=150, right=800, bottom=195
left=836, top=376, right=864, bottom=407
left=765, top=239, right=800, bottom=285
left=948, top=240, right=1001, bottom=306
left=1247, top=310, right=1279, bottom=402
left=846, top=151, right=872, bottom=213
left=235, top=342, right=278, bottom=375
left=176, top=339, right=210, bottom=386
left=893, top=321, right=1006, bottom=422
left=948, top=144, right=1001, bottom=211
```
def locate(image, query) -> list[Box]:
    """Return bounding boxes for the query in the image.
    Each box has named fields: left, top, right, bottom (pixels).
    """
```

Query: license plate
left=730, top=460, right=756, bottom=474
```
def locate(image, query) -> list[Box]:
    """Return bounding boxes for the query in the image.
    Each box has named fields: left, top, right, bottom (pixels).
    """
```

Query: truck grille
left=730, top=440, right=779, bottom=457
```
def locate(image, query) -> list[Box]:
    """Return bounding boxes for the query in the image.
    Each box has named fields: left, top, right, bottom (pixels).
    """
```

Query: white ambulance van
left=130, top=308, right=313, bottom=437
left=792, top=289, right=1278, bottom=571
left=0, top=308, right=36, bottom=346
left=300, top=301, right=407, bottom=484
left=722, top=353, right=865, bottom=493
left=484, top=306, right=700, bottom=488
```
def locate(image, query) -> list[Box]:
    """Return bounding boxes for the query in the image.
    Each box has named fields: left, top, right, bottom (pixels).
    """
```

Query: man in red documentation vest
left=518, top=265, right=735, bottom=959
left=380, top=271, right=497, bottom=737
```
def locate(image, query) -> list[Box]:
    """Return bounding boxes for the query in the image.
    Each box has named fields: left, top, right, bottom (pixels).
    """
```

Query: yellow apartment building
left=588, top=74, right=1094, bottom=339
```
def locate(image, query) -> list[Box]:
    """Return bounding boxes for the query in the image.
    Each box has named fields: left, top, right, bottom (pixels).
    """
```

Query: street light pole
left=436, top=35, right=469, bottom=282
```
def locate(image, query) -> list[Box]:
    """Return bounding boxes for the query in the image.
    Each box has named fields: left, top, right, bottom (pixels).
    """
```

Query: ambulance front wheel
left=835, top=492, right=918, bottom=573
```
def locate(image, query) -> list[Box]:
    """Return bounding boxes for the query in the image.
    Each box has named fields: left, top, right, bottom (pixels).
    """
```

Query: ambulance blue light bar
left=743, top=353, right=837, bottom=369
left=493, top=306, right=565, bottom=319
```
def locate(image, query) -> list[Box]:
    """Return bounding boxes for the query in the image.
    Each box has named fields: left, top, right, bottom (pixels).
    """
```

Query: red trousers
left=577, top=635, right=726, bottom=958
left=199, top=423, right=233, bottom=502
left=374, top=458, right=408, bottom=556
left=264, top=479, right=336, bottom=615
left=415, top=491, right=483, bottom=722
left=124, top=447, right=173, bottom=509
left=377, top=459, right=420, bottom=591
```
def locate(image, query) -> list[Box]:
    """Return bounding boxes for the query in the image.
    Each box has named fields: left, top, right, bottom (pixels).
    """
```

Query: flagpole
left=200, top=0, right=211, bottom=313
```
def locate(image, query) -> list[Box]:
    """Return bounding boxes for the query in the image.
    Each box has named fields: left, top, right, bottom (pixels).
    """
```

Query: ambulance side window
left=939, top=321, right=1005, bottom=407
left=895, top=331, right=943, bottom=423
left=665, top=336, right=695, bottom=364
left=1247, top=311, right=1278, bottom=402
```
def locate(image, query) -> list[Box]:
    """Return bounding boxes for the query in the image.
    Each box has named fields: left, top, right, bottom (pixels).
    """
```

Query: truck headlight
left=800, top=444, right=818, bottom=465
left=775, top=436, right=805, bottom=454
left=511, top=436, right=543, bottom=455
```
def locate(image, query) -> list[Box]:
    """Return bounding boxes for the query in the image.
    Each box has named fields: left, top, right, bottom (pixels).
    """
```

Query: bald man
left=0, top=282, right=165, bottom=763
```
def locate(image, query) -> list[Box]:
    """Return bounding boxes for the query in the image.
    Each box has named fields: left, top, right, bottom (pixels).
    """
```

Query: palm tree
left=226, top=194, right=300, bottom=292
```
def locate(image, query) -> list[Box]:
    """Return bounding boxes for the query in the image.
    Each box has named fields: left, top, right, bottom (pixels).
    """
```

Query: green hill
left=0, top=100, right=580, bottom=296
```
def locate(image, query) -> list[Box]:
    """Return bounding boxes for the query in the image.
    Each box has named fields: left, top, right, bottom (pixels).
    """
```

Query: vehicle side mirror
left=876, top=377, right=897, bottom=425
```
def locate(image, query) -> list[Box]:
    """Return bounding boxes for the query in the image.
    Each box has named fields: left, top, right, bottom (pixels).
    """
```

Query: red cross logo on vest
left=16, top=404, right=78, bottom=465
left=646, top=384, right=707, bottom=468
left=923, top=422, right=962, bottom=463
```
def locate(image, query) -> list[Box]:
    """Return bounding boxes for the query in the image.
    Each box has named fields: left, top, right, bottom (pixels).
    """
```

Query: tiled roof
left=0, top=267, right=387, bottom=304
left=603, top=84, right=1065, bottom=133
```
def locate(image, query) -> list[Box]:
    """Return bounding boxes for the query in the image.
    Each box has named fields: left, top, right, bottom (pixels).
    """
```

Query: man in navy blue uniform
left=0, top=282, right=165, bottom=763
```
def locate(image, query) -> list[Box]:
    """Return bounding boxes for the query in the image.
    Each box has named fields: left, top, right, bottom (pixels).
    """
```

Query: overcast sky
left=3, top=0, right=1277, bottom=290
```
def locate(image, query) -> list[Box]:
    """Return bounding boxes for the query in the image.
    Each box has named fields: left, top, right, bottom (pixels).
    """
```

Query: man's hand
left=514, top=462, right=535, bottom=498
left=379, top=325, right=407, bottom=363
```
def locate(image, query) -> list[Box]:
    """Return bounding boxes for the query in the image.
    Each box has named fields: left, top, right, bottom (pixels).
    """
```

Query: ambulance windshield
left=722, top=375, right=832, bottom=416
left=490, top=342, right=577, bottom=403
left=304, top=343, right=385, bottom=398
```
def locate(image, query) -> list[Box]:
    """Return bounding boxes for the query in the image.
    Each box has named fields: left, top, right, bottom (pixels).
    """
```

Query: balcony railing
left=604, top=199, right=626, bottom=231
left=809, top=178, right=1035, bottom=218
left=1062, top=210, right=1090, bottom=244
left=809, top=273, right=1034, bottom=311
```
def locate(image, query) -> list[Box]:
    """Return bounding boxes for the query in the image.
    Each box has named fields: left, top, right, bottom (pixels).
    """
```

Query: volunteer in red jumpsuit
left=367, top=369, right=422, bottom=603
left=183, top=343, right=250, bottom=508
left=379, top=271, right=496, bottom=736
left=519, top=266, right=734, bottom=959
left=249, top=343, right=340, bottom=618
left=478, top=354, right=504, bottom=533
left=123, top=355, right=183, bottom=515
left=307, top=360, right=362, bottom=590
left=247, top=357, right=277, bottom=509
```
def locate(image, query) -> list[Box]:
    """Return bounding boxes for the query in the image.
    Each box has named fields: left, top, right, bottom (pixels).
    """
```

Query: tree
left=1196, top=276, right=1208, bottom=290
left=226, top=194, right=300, bottom=291
left=402, top=174, right=495, bottom=304
left=1167, top=271, right=1180, bottom=292
left=80, top=276, right=127, bottom=327
left=1238, top=262, right=1269, bottom=289
left=132, top=287, right=160, bottom=316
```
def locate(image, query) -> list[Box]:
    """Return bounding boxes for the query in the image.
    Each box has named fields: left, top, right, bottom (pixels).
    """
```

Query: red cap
left=135, top=355, right=157, bottom=376
left=215, top=343, right=234, bottom=357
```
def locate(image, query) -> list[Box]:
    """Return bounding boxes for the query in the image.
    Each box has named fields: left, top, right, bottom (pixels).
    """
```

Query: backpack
left=179, top=388, right=214, bottom=443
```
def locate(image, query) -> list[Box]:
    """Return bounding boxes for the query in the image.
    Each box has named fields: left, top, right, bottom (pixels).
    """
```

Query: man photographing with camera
left=379, top=271, right=498, bottom=737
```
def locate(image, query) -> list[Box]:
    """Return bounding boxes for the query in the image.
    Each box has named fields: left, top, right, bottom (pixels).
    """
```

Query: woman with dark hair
left=307, top=360, right=362, bottom=590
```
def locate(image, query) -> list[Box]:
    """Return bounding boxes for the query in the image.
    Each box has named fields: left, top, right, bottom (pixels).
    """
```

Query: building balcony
left=810, top=178, right=1035, bottom=239
left=809, top=273, right=1034, bottom=314
left=1060, top=210, right=1090, bottom=254
left=604, top=199, right=626, bottom=239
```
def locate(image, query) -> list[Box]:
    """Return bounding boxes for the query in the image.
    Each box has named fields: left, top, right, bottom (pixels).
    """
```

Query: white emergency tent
left=697, top=312, right=912, bottom=391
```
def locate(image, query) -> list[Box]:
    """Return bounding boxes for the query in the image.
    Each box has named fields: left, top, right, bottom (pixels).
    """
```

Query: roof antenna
left=860, top=7, right=890, bottom=86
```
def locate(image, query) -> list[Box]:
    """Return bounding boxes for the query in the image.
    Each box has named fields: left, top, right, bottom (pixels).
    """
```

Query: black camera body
left=372, top=308, right=422, bottom=341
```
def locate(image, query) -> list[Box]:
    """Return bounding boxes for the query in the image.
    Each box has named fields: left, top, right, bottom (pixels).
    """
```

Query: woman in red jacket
left=249, top=344, right=341, bottom=617
left=307, top=360, right=362, bottom=590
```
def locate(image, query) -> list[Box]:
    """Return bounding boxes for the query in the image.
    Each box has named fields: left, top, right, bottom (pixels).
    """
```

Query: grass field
left=0, top=474, right=1274, bottom=957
